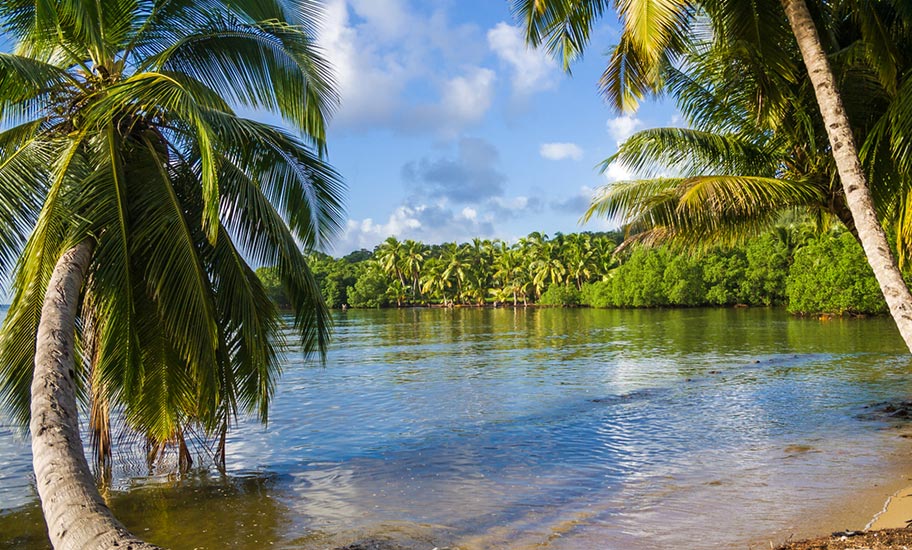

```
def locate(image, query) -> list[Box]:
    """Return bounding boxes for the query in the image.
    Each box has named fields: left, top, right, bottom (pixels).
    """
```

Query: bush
left=347, top=268, right=392, bottom=308
left=539, top=284, right=581, bottom=306
left=702, top=249, right=748, bottom=305
left=786, top=232, right=886, bottom=315
left=663, top=255, right=705, bottom=306
left=580, top=280, right=615, bottom=308
left=743, top=232, right=789, bottom=305
left=612, top=247, right=669, bottom=307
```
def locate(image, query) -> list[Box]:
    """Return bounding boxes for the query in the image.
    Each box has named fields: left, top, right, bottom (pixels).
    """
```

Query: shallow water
left=2, top=307, right=912, bottom=549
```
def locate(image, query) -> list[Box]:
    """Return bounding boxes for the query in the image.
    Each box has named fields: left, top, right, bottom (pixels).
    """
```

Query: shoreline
left=773, top=428, right=912, bottom=549
left=868, top=484, right=912, bottom=531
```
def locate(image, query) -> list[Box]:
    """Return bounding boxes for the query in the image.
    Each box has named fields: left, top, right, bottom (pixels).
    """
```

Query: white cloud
left=441, top=68, right=496, bottom=125
left=603, top=161, right=634, bottom=182
left=348, top=0, right=410, bottom=39
left=539, top=142, right=584, bottom=161
left=331, top=194, right=546, bottom=255
left=606, top=115, right=642, bottom=145
left=317, top=1, right=493, bottom=135
left=332, top=202, right=497, bottom=254
left=487, top=22, right=557, bottom=95
left=318, top=0, right=407, bottom=127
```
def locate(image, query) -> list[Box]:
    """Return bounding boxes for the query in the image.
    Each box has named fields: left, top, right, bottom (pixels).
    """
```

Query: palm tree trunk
left=783, top=0, right=912, bottom=352
left=30, top=240, right=160, bottom=550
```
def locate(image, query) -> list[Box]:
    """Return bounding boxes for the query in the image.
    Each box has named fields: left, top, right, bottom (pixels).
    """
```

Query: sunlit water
left=3, top=306, right=912, bottom=549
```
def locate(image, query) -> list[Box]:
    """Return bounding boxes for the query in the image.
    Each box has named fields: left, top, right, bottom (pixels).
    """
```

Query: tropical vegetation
left=0, top=1, right=342, bottom=548
left=258, top=227, right=892, bottom=316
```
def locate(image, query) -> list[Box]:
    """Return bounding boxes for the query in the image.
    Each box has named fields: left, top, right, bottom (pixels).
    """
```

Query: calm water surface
left=2, top=307, right=912, bottom=549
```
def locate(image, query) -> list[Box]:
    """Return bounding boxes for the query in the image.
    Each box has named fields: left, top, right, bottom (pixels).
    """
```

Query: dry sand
left=869, top=484, right=912, bottom=530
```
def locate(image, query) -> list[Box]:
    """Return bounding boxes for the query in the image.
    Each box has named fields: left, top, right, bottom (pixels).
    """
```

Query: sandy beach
left=774, top=428, right=912, bottom=550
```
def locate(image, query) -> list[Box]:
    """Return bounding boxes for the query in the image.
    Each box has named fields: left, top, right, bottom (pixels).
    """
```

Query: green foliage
left=255, top=266, right=289, bottom=308
left=308, top=252, right=359, bottom=308
left=743, top=233, right=790, bottom=306
left=613, top=247, right=670, bottom=307
left=702, top=249, right=748, bottom=306
left=663, top=255, right=705, bottom=306
left=347, top=267, right=392, bottom=308
left=255, top=227, right=902, bottom=318
left=786, top=233, right=887, bottom=315
left=580, top=280, right=615, bottom=308
left=539, top=284, right=581, bottom=306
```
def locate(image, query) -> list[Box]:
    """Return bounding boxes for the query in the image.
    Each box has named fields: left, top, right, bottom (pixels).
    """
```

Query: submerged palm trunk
left=783, top=0, right=912, bottom=352
left=30, top=241, right=160, bottom=550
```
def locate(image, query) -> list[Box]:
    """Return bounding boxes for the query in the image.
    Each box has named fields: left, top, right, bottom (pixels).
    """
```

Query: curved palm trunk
left=30, top=240, right=160, bottom=550
left=783, top=0, right=912, bottom=352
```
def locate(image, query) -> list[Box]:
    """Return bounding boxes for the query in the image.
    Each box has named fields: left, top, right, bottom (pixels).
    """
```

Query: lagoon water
left=2, top=307, right=912, bottom=549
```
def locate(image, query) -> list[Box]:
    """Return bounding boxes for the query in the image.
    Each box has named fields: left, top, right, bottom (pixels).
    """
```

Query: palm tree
left=376, top=236, right=407, bottom=291
left=402, top=239, right=425, bottom=301
left=441, top=242, right=468, bottom=304
left=562, top=233, right=597, bottom=290
left=590, top=235, right=618, bottom=278
left=462, top=239, right=493, bottom=305
left=0, top=1, right=342, bottom=548
left=420, top=258, right=453, bottom=307
left=492, top=242, right=524, bottom=306
left=515, top=0, right=912, bottom=351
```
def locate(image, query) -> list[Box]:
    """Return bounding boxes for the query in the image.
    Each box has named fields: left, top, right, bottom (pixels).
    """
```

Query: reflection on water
left=2, top=307, right=912, bottom=549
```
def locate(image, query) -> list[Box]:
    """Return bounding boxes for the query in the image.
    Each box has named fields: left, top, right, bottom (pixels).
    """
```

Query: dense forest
left=257, top=226, right=890, bottom=316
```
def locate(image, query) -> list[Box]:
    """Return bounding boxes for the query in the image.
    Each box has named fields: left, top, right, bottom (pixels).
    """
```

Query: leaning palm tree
left=514, top=0, right=912, bottom=351
left=0, top=1, right=343, bottom=548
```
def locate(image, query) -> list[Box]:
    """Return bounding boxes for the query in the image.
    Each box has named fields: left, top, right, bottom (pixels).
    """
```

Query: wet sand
left=773, top=429, right=912, bottom=550
left=869, top=483, right=912, bottom=530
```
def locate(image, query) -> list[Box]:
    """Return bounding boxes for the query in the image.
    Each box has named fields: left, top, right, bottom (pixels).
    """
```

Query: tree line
left=257, top=226, right=890, bottom=316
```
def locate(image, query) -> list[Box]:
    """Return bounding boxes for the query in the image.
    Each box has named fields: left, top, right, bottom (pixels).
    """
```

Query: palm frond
left=602, top=127, right=778, bottom=178
left=216, top=153, right=331, bottom=359
left=0, top=53, right=78, bottom=126
left=141, top=13, right=336, bottom=150
left=0, top=132, right=88, bottom=426
left=512, top=0, right=612, bottom=71
left=0, top=123, right=58, bottom=278
left=585, top=175, right=824, bottom=250
left=201, top=112, right=345, bottom=250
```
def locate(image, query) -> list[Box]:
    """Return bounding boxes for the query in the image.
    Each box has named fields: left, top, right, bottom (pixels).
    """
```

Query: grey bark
left=783, top=0, right=912, bottom=352
left=30, top=240, right=161, bottom=550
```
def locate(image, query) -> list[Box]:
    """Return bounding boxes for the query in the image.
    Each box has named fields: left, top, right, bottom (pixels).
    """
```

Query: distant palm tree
left=563, top=233, right=596, bottom=290
left=441, top=242, right=468, bottom=303
left=421, top=258, right=453, bottom=307
left=376, top=236, right=407, bottom=291
left=402, top=239, right=425, bottom=301
left=492, top=243, right=524, bottom=306
left=0, top=1, right=342, bottom=548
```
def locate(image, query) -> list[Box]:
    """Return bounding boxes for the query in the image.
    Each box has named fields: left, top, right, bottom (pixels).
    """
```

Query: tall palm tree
left=420, top=258, right=453, bottom=307
left=441, top=242, right=468, bottom=304
left=376, top=236, right=407, bottom=290
left=514, top=0, right=912, bottom=351
left=0, top=1, right=343, bottom=548
left=402, top=239, right=425, bottom=301
left=492, top=242, right=524, bottom=306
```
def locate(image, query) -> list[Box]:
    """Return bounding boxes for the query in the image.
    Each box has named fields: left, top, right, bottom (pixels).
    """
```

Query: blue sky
left=318, top=0, right=678, bottom=255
